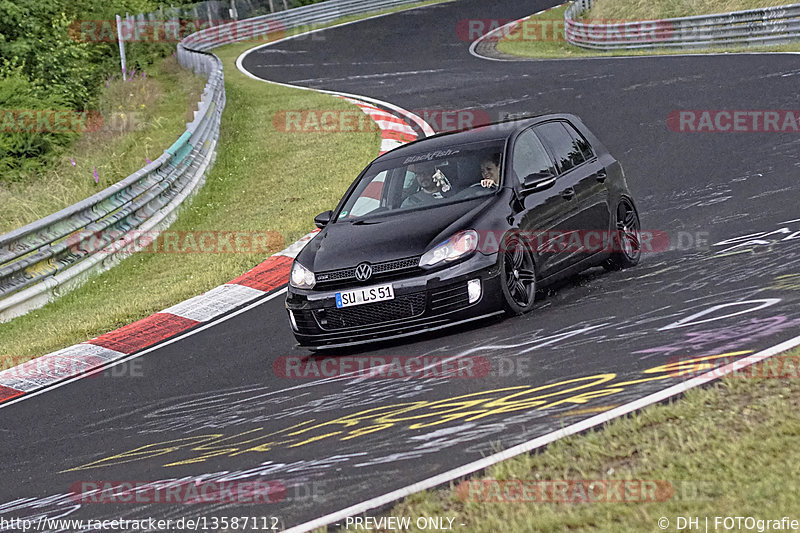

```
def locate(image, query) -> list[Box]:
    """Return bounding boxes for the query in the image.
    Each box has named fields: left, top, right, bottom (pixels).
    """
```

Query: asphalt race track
left=2, top=0, right=800, bottom=531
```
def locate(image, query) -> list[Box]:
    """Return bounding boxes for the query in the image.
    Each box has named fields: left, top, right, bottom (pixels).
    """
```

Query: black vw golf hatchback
left=286, top=114, right=640, bottom=349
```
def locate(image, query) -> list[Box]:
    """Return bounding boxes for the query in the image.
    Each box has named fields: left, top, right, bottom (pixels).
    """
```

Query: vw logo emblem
left=354, top=262, right=373, bottom=282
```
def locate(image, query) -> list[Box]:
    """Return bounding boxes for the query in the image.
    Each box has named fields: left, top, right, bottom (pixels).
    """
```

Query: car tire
left=603, top=197, right=641, bottom=271
left=499, top=233, right=537, bottom=316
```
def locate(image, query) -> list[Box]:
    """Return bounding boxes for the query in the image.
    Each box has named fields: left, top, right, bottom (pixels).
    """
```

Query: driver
left=402, top=161, right=451, bottom=207
left=478, top=153, right=501, bottom=188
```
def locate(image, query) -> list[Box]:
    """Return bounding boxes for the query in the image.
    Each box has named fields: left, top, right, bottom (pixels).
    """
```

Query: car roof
left=377, top=113, right=580, bottom=162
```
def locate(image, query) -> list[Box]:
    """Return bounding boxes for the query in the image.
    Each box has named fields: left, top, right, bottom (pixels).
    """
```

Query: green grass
left=0, top=40, right=380, bottom=366
left=495, top=3, right=800, bottom=59
left=3, top=2, right=799, bottom=530
left=0, top=57, right=206, bottom=234
left=432, top=2, right=800, bottom=530
left=0, top=1, right=449, bottom=367
left=355, top=349, right=800, bottom=532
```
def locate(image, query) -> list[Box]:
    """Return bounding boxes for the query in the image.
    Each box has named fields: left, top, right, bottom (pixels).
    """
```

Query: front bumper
left=285, top=252, right=504, bottom=348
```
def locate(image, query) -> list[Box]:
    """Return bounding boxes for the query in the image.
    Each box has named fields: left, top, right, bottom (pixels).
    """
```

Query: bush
left=0, top=0, right=194, bottom=183
left=0, top=72, right=80, bottom=180
left=0, top=3, right=101, bottom=110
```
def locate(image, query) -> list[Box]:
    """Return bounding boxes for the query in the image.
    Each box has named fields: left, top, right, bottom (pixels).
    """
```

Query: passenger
left=479, top=153, right=501, bottom=188
left=402, top=161, right=450, bottom=207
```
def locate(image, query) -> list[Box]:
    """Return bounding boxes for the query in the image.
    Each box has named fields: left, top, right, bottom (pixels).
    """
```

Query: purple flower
left=146, top=157, right=151, bottom=164
left=70, top=156, right=76, bottom=166
left=93, top=167, right=99, bottom=184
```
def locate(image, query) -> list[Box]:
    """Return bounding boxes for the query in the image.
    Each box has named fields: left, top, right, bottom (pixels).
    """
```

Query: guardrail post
left=115, top=14, right=127, bottom=81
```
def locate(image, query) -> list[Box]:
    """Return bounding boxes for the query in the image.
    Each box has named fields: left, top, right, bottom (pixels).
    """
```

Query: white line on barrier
left=469, top=3, right=800, bottom=62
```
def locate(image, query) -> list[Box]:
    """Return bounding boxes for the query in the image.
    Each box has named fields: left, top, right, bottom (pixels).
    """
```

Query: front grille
left=373, top=256, right=419, bottom=274
left=316, top=268, right=353, bottom=283
left=315, top=256, right=421, bottom=285
left=314, top=292, right=427, bottom=330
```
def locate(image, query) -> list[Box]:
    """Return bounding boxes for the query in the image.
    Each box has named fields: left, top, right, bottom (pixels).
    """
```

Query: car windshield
left=336, top=141, right=505, bottom=221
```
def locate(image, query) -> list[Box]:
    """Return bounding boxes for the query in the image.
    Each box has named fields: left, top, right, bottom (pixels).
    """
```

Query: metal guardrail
left=565, top=0, right=800, bottom=49
left=179, top=0, right=425, bottom=51
left=0, top=0, right=424, bottom=322
left=0, top=57, right=225, bottom=323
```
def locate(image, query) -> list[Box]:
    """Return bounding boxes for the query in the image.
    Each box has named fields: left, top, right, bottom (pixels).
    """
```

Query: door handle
left=595, top=169, right=607, bottom=182
left=561, top=187, right=575, bottom=200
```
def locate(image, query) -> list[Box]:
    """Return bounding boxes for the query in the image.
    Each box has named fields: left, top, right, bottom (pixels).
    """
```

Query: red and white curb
left=336, top=96, right=419, bottom=154
left=0, top=229, right=317, bottom=403
left=0, top=100, right=422, bottom=405
left=0, top=23, right=430, bottom=406
left=467, top=3, right=568, bottom=61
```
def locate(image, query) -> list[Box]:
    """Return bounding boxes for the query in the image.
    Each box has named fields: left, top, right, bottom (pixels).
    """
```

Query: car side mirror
left=314, top=210, right=332, bottom=229
left=523, top=171, right=557, bottom=191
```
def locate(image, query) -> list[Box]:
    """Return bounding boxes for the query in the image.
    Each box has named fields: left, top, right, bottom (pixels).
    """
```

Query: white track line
left=468, top=3, right=565, bottom=62
left=4, top=7, right=794, bottom=533
left=285, top=333, right=800, bottom=533
left=0, top=288, right=287, bottom=410
left=234, top=9, right=437, bottom=136
left=0, top=2, right=448, bottom=411
left=0, top=3, right=442, bottom=407
left=230, top=7, right=800, bottom=533
left=468, top=3, right=800, bottom=62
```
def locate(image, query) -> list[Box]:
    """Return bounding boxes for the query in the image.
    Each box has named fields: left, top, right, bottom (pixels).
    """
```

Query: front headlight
left=419, top=230, right=479, bottom=267
left=290, top=261, right=316, bottom=289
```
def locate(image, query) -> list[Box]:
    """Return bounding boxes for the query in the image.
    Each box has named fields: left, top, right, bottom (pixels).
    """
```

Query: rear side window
left=511, top=129, right=554, bottom=185
left=535, top=122, right=587, bottom=173
left=563, top=122, right=594, bottom=160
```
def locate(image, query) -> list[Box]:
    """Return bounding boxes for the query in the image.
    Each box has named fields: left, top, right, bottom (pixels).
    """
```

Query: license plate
left=335, top=284, right=395, bottom=308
